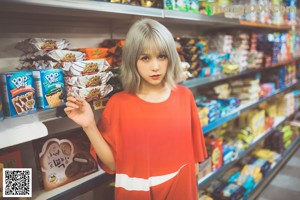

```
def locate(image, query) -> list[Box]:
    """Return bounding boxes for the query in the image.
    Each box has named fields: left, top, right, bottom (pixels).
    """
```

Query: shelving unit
left=248, top=136, right=300, bottom=200
left=32, top=169, right=110, bottom=200
left=239, top=20, right=293, bottom=31
left=0, top=1, right=299, bottom=199
left=202, top=81, right=298, bottom=134
left=198, top=114, right=293, bottom=189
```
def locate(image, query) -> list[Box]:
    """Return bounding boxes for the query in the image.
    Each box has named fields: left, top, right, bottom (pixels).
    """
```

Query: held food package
left=61, top=60, right=110, bottom=76
left=67, top=85, right=113, bottom=102
left=33, top=68, right=65, bottom=110
left=64, top=71, right=113, bottom=88
left=0, top=71, right=37, bottom=117
left=62, top=59, right=114, bottom=102
left=34, top=130, right=98, bottom=191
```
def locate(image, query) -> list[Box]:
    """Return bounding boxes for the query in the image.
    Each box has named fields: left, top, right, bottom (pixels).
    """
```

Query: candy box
left=0, top=71, right=36, bottom=117
left=33, top=129, right=98, bottom=191
left=33, top=68, right=65, bottom=110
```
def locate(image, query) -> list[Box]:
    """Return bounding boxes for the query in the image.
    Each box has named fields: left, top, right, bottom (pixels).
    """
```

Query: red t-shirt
left=93, top=85, right=207, bottom=200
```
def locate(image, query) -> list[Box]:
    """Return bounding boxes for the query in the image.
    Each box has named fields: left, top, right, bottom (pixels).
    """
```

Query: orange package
left=80, top=48, right=108, bottom=60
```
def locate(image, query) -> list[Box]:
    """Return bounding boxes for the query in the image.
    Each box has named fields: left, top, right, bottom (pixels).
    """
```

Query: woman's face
left=136, top=48, right=168, bottom=89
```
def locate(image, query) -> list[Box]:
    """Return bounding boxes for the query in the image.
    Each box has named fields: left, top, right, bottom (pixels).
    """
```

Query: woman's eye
left=140, top=56, right=149, bottom=61
left=158, top=54, right=167, bottom=60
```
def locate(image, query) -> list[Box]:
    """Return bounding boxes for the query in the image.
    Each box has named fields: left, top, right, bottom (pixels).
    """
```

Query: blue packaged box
left=33, top=68, right=65, bottom=110
left=0, top=71, right=37, bottom=117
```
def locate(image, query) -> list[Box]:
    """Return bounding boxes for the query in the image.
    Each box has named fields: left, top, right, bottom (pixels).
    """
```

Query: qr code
left=3, top=168, right=32, bottom=198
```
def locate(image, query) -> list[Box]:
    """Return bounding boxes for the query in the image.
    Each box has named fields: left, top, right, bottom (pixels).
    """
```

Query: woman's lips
left=150, top=75, right=160, bottom=80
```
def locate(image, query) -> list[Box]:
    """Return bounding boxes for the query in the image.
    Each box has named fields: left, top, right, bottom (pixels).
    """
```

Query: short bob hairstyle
left=120, top=18, right=183, bottom=93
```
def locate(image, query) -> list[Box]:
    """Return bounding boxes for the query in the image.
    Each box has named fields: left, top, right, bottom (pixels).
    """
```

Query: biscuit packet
left=79, top=48, right=108, bottom=60
left=33, top=68, right=65, bottom=110
left=68, top=84, right=113, bottom=102
left=0, top=71, right=37, bottom=117
left=17, top=60, right=60, bottom=71
left=64, top=71, right=113, bottom=88
left=19, top=50, right=85, bottom=63
left=34, top=130, right=98, bottom=191
left=61, top=60, right=110, bottom=76
left=15, top=38, right=70, bottom=53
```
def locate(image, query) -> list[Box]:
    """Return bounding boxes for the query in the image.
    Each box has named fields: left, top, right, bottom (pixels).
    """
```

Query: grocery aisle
left=257, top=146, right=300, bottom=200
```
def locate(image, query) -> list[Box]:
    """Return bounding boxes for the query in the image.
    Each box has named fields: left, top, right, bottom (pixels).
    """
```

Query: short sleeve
left=90, top=98, right=117, bottom=174
left=189, top=90, right=208, bottom=163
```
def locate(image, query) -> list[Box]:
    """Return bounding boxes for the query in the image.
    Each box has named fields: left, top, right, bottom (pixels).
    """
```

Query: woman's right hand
left=64, top=93, right=96, bottom=129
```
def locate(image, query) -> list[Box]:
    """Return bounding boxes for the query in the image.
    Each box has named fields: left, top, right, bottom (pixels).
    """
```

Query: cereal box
left=0, top=71, right=36, bottom=117
left=33, top=68, right=65, bottom=110
left=34, top=129, right=98, bottom=191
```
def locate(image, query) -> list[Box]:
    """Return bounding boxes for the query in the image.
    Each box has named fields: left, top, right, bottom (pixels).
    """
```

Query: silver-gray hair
left=120, top=18, right=183, bottom=93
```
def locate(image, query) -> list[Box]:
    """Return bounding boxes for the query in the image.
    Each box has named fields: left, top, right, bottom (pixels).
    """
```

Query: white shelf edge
left=0, top=121, right=48, bottom=149
left=32, top=168, right=106, bottom=200
left=2, top=0, right=164, bottom=18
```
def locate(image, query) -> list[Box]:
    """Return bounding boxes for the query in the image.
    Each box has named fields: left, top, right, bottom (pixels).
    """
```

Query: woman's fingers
left=66, top=101, right=79, bottom=109
left=66, top=95, right=85, bottom=106
left=64, top=107, right=74, bottom=115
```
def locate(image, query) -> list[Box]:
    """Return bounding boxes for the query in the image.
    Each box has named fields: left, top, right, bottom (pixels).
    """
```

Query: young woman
left=65, top=18, right=207, bottom=200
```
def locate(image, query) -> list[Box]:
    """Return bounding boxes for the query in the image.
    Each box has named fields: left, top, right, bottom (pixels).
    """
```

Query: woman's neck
left=137, top=84, right=171, bottom=103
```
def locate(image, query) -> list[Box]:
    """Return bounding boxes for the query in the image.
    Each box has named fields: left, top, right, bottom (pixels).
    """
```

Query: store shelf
left=183, top=69, right=261, bottom=88
left=202, top=111, right=240, bottom=134
left=0, top=108, right=65, bottom=149
left=267, top=56, right=300, bottom=68
left=183, top=57, right=300, bottom=89
left=32, top=169, right=111, bottom=200
left=198, top=115, right=290, bottom=189
left=0, top=0, right=237, bottom=26
left=0, top=0, right=164, bottom=19
left=239, top=20, right=293, bottom=31
left=163, top=9, right=239, bottom=26
left=247, top=136, right=300, bottom=200
left=202, top=81, right=298, bottom=135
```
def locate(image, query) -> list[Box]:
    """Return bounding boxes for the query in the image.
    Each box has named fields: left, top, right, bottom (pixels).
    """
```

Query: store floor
left=257, top=147, right=300, bottom=200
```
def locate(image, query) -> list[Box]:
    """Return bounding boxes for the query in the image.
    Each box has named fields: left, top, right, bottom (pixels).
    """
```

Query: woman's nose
left=151, top=59, right=159, bottom=71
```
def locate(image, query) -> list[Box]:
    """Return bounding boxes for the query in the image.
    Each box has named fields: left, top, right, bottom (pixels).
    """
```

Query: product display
left=0, top=1, right=299, bottom=199
left=34, top=130, right=98, bottom=191
left=0, top=71, right=37, bottom=117
left=33, top=68, right=65, bottom=109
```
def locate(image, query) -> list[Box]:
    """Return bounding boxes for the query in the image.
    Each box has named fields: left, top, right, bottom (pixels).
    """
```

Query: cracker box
left=0, top=71, right=36, bottom=117
left=33, top=68, right=65, bottom=109
left=34, top=130, right=98, bottom=191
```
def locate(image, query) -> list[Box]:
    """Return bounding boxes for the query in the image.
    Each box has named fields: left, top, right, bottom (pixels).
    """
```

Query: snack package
left=62, top=60, right=110, bottom=76
left=15, top=38, right=70, bottom=53
left=0, top=71, right=36, bottom=117
left=34, top=130, right=98, bottom=191
left=33, top=68, right=65, bottom=109
left=79, top=48, right=108, bottom=60
left=68, top=84, right=113, bottom=102
left=64, top=71, right=113, bottom=88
